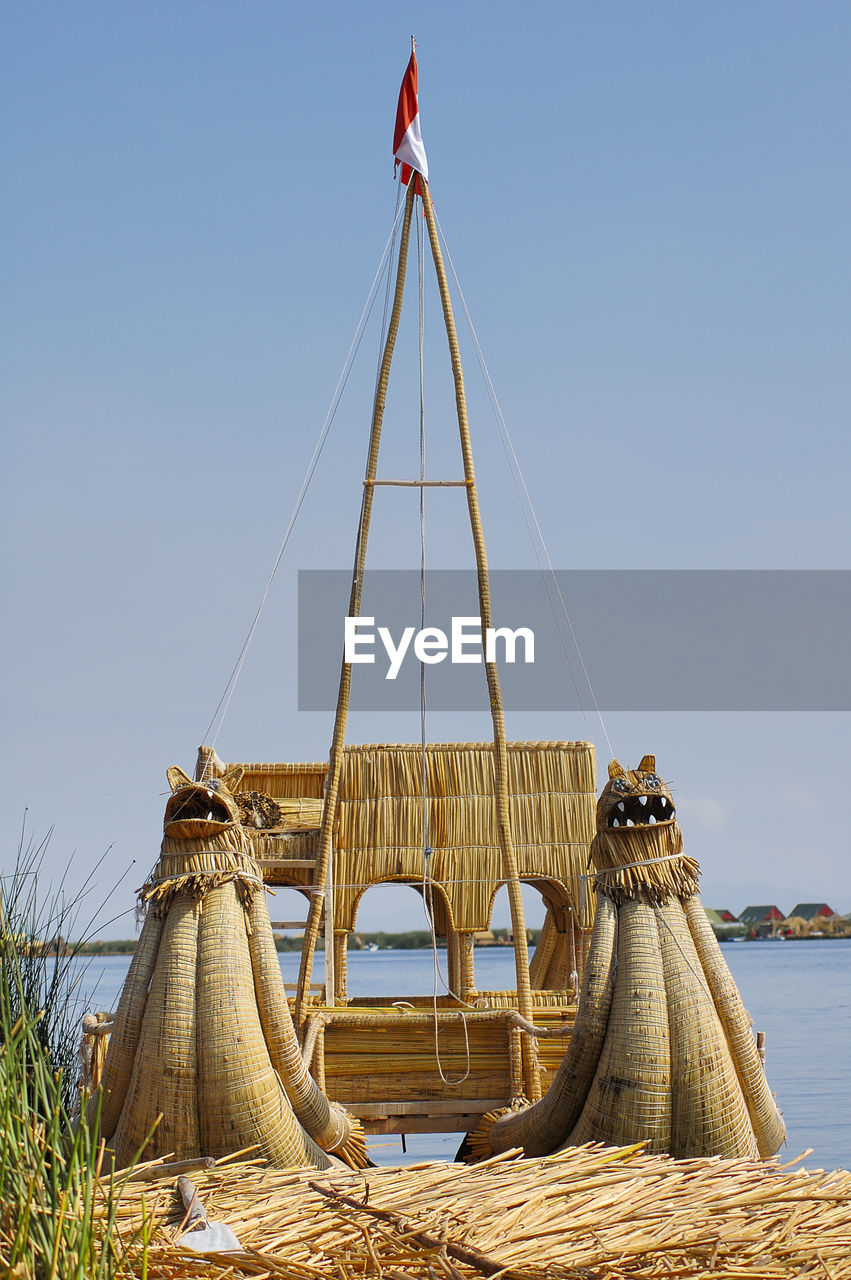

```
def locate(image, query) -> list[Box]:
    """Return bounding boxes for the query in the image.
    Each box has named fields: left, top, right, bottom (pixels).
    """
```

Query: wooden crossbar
left=364, top=479, right=470, bottom=487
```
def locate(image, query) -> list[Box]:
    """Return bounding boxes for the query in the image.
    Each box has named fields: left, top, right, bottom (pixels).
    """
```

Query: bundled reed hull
left=570, top=897, right=672, bottom=1150
left=656, top=897, right=756, bottom=1158
left=91, top=766, right=366, bottom=1170
left=685, top=894, right=787, bottom=1157
left=486, top=893, right=616, bottom=1156
left=111, top=892, right=201, bottom=1165
left=195, top=881, right=327, bottom=1167
left=478, top=755, right=785, bottom=1162
left=88, top=907, right=163, bottom=1140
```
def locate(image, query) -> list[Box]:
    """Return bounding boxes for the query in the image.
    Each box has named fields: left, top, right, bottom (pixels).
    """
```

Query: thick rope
left=199, top=198, right=409, bottom=756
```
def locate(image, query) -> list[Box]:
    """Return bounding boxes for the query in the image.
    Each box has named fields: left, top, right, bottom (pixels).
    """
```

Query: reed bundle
left=89, top=768, right=368, bottom=1172
left=92, top=1143, right=851, bottom=1278
left=477, top=757, right=786, bottom=1162
left=235, top=793, right=325, bottom=831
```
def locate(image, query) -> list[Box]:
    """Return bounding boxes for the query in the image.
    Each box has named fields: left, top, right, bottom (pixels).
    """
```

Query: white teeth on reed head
left=612, top=817, right=619, bottom=826
left=639, top=795, right=648, bottom=806
left=618, top=802, right=625, bottom=812
left=660, top=797, right=667, bottom=808
left=626, top=818, right=634, bottom=827
left=649, top=814, right=657, bottom=824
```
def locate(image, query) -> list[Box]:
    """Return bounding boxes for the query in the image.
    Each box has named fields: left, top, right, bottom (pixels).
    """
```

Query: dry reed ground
left=100, top=1142, right=851, bottom=1278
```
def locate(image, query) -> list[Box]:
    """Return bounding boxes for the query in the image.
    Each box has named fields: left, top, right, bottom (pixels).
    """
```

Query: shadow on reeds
left=1, top=829, right=148, bottom=1278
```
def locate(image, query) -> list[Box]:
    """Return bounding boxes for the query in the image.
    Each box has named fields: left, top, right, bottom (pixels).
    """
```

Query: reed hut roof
left=207, top=740, right=598, bottom=934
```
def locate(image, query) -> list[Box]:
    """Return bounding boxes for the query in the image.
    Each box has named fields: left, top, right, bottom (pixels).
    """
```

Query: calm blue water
left=73, top=939, right=851, bottom=1170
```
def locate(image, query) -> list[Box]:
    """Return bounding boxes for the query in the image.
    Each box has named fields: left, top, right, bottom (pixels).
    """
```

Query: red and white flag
left=393, top=52, right=428, bottom=185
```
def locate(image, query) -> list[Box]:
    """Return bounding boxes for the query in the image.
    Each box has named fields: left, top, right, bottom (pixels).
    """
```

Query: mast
left=418, top=182, right=538, bottom=1098
left=294, top=180, right=417, bottom=1029
left=295, top=62, right=540, bottom=1100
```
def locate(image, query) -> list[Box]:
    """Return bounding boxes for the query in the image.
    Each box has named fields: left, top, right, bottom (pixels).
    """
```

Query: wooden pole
left=419, top=180, right=539, bottom=1098
left=323, top=860, right=335, bottom=1005
left=294, top=180, right=417, bottom=1029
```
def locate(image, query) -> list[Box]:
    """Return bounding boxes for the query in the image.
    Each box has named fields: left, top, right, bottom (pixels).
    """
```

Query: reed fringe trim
left=142, top=832, right=264, bottom=912
left=590, top=821, right=699, bottom=902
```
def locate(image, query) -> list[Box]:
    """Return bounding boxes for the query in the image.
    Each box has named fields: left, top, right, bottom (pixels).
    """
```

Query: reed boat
left=85, top=48, right=786, bottom=1178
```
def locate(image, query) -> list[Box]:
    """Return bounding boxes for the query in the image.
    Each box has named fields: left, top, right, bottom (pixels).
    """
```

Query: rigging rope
left=431, top=208, right=614, bottom=760
left=198, top=198, right=409, bottom=761
left=414, top=194, right=472, bottom=1084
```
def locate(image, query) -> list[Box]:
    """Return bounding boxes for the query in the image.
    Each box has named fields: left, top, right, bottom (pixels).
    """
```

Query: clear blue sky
left=3, top=2, right=850, bottom=937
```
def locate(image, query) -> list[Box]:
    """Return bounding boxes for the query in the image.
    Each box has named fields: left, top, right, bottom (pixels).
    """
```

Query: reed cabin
left=195, top=739, right=597, bottom=1136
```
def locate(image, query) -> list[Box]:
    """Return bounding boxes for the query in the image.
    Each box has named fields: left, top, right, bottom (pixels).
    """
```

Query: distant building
left=739, top=905, right=784, bottom=938
left=739, top=905, right=784, bottom=925
left=705, top=908, right=739, bottom=924
left=788, top=902, right=837, bottom=922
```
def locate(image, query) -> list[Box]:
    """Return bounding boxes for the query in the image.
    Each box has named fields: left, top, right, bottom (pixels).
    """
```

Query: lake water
left=74, top=938, right=851, bottom=1171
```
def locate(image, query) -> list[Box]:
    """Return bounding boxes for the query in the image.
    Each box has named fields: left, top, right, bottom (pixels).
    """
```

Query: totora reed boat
left=84, top=46, right=786, bottom=1181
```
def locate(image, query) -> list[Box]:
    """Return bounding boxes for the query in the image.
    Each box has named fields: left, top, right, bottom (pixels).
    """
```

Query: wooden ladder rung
left=270, top=921, right=308, bottom=930
left=365, top=478, right=469, bottom=487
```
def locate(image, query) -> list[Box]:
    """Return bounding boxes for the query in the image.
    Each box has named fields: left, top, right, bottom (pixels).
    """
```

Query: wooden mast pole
left=419, top=181, right=540, bottom=1100
left=294, top=179, right=417, bottom=1029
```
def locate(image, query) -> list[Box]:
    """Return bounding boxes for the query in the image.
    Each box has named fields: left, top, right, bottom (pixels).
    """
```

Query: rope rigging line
left=198, top=198, right=409, bottom=762
left=414, top=194, right=472, bottom=1084
left=373, top=178, right=405, bottom=404
left=412, top=182, right=539, bottom=1097
left=432, top=208, right=614, bottom=760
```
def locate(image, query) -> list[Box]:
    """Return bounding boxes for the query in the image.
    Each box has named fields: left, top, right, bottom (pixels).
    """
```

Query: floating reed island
left=94, top=1142, right=851, bottom=1279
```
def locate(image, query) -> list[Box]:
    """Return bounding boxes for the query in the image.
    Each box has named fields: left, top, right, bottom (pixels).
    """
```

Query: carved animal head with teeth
left=163, top=764, right=245, bottom=839
left=597, top=755, right=676, bottom=832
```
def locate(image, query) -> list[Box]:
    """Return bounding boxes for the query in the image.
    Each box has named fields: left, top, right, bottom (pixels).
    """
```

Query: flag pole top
left=411, top=35, right=416, bottom=55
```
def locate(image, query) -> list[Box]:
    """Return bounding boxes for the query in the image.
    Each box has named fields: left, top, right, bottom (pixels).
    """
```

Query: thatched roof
left=204, top=740, right=598, bottom=935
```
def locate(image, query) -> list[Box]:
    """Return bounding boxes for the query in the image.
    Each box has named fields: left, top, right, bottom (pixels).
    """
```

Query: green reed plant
left=0, top=832, right=145, bottom=1278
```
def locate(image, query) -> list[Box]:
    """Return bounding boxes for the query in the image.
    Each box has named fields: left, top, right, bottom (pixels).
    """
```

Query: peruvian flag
left=393, top=51, right=429, bottom=185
